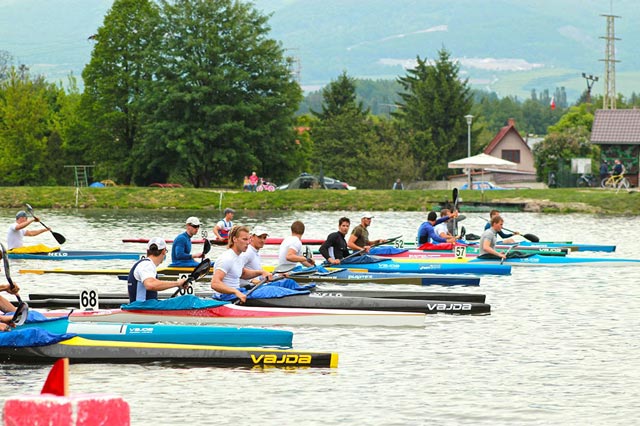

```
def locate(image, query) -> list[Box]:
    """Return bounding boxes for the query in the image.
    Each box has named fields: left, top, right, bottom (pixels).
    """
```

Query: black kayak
left=29, top=290, right=486, bottom=304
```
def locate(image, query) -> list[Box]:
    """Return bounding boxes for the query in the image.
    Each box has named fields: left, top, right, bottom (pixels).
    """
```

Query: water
left=1, top=209, right=638, bottom=425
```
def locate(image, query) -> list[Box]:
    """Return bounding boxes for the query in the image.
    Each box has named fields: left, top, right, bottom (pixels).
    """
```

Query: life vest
left=127, top=258, right=158, bottom=303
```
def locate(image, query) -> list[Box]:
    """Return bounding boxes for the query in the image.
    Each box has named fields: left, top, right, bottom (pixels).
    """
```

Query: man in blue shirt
left=417, top=211, right=458, bottom=245
left=170, top=217, right=205, bottom=267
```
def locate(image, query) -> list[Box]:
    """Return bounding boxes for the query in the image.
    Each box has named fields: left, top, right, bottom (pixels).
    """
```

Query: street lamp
left=464, top=114, right=474, bottom=189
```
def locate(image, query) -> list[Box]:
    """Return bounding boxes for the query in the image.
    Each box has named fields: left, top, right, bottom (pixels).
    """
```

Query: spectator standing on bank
left=249, top=172, right=259, bottom=192
left=392, top=178, right=404, bottom=190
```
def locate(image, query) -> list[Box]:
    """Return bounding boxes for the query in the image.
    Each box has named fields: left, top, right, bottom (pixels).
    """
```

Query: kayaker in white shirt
left=277, top=221, right=315, bottom=271
left=211, top=225, right=271, bottom=303
left=7, top=211, right=51, bottom=250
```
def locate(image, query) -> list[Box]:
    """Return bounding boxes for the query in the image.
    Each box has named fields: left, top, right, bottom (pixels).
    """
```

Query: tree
left=137, top=0, right=302, bottom=187
left=0, top=69, right=50, bottom=185
left=394, top=49, right=472, bottom=180
left=312, top=71, right=368, bottom=120
left=80, top=0, right=161, bottom=184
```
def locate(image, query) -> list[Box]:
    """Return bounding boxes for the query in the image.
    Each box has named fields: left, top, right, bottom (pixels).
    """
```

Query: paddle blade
left=523, top=233, right=540, bottom=243
left=11, top=302, right=28, bottom=326
left=202, top=239, right=212, bottom=256
left=189, top=258, right=212, bottom=282
left=25, top=203, right=35, bottom=216
left=452, top=188, right=459, bottom=207
left=52, top=231, right=66, bottom=245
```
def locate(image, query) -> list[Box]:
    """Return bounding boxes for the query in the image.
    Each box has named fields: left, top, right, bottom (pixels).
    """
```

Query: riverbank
left=1, top=186, right=637, bottom=214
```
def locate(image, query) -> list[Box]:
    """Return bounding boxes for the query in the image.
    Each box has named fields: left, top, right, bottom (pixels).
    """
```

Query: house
left=590, top=109, right=640, bottom=187
left=481, top=118, right=537, bottom=184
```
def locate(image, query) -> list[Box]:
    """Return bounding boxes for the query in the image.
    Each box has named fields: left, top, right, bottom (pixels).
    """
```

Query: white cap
left=251, top=226, right=269, bottom=237
left=147, top=237, right=167, bottom=251
left=186, top=216, right=201, bottom=226
left=362, top=212, right=374, bottom=219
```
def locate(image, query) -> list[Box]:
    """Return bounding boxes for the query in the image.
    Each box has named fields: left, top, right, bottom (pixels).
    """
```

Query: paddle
left=480, top=217, right=539, bottom=243
left=171, top=258, right=212, bottom=297
left=0, top=243, right=29, bottom=326
left=25, top=203, right=66, bottom=245
left=452, top=188, right=459, bottom=235
left=501, top=244, right=515, bottom=265
left=337, top=235, right=402, bottom=264
left=201, top=239, right=211, bottom=258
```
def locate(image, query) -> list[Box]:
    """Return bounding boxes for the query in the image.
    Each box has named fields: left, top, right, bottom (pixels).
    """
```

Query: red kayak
left=122, top=237, right=326, bottom=245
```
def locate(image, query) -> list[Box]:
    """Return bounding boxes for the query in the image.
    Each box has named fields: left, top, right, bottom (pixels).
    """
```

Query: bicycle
left=576, top=173, right=597, bottom=187
left=600, top=173, right=630, bottom=191
left=256, top=179, right=276, bottom=192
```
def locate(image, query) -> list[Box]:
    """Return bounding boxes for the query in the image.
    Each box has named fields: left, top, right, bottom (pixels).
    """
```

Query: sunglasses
left=189, top=224, right=200, bottom=228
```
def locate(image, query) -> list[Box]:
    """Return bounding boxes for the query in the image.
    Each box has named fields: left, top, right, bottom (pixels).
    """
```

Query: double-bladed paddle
left=0, top=243, right=29, bottom=326
left=25, top=204, right=66, bottom=245
left=171, top=258, right=212, bottom=297
left=480, top=217, right=539, bottom=243
left=234, top=265, right=296, bottom=304
left=336, top=235, right=403, bottom=264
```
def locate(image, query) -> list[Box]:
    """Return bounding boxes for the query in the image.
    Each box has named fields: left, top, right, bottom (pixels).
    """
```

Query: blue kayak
left=515, top=241, right=616, bottom=253
left=340, top=257, right=511, bottom=276
left=9, top=250, right=144, bottom=261
left=18, top=318, right=293, bottom=348
left=469, top=254, right=640, bottom=266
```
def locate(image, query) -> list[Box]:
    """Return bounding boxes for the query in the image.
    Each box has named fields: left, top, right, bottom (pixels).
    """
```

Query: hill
left=1, top=0, right=638, bottom=101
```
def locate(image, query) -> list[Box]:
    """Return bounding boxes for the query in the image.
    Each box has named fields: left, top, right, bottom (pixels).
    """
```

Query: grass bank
left=0, top=187, right=637, bottom=215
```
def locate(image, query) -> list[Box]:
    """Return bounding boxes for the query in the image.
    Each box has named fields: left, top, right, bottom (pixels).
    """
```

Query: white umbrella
left=448, top=153, right=517, bottom=192
left=448, top=153, right=518, bottom=170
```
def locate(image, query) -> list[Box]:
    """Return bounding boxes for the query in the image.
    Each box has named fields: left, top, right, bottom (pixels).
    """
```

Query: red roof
left=483, top=119, right=531, bottom=154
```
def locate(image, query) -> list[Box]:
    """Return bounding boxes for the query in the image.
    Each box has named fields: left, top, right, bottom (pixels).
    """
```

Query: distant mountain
left=2, top=0, right=638, bottom=101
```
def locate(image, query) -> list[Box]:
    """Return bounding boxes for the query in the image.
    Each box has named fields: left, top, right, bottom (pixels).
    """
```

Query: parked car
left=276, top=174, right=356, bottom=190
left=459, top=181, right=511, bottom=190
left=323, top=176, right=357, bottom=190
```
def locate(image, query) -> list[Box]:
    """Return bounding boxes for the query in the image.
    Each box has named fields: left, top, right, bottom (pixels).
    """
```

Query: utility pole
left=600, top=14, right=620, bottom=110
left=581, top=73, right=599, bottom=105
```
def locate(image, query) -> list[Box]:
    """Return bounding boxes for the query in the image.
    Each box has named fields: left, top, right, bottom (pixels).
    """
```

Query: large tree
left=394, top=49, right=473, bottom=180
left=80, top=0, right=161, bottom=184
left=136, top=0, right=301, bottom=187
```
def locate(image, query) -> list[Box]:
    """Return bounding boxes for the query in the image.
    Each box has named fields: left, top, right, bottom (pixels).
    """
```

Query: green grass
left=0, top=186, right=637, bottom=214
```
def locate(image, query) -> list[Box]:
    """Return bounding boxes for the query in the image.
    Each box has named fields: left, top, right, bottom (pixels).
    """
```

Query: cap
left=147, top=237, right=167, bottom=251
left=362, top=212, right=374, bottom=219
left=251, top=226, right=269, bottom=237
left=223, top=208, right=235, bottom=215
left=15, top=211, right=28, bottom=219
left=186, top=216, right=201, bottom=226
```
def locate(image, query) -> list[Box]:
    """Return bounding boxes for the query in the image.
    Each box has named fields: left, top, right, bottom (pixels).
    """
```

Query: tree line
left=1, top=0, right=638, bottom=189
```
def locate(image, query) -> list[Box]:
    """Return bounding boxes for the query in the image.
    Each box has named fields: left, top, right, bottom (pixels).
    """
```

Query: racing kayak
left=122, top=237, right=326, bottom=246
left=368, top=247, right=568, bottom=259
left=8, top=250, right=144, bottom=261
left=18, top=317, right=293, bottom=348
left=0, top=334, right=337, bottom=368
left=338, top=259, right=511, bottom=275
left=40, top=304, right=427, bottom=328
left=29, top=290, right=487, bottom=304
left=515, top=241, right=616, bottom=253
left=285, top=268, right=481, bottom=286
left=28, top=295, right=489, bottom=315
left=19, top=266, right=202, bottom=276
left=466, top=254, right=640, bottom=266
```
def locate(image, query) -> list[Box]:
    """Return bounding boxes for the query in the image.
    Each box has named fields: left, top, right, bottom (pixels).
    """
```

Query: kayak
left=515, top=241, right=616, bottom=253
left=19, top=266, right=201, bottom=277
left=383, top=240, right=615, bottom=253
left=28, top=295, right=489, bottom=315
left=29, top=290, right=487, bottom=303
left=122, top=237, right=326, bottom=246
left=368, top=247, right=568, bottom=259
left=286, top=268, right=481, bottom=286
left=40, top=305, right=427, bottom=328
left=467, top=254, right=640, bottom=266
left=18, top=317, right=293, bottom=348
left=8, top=250, right=144, bottom=261
left=0, top=335, right=337, bottom=368
left=340, top=260, right=511, bottom=275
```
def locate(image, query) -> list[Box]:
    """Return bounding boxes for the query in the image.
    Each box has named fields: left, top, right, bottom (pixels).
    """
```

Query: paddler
left=478, top=215, right=507, bottom=260
left=483, top=210, right=519, bottom=244
left=417, top=211, right=459, bottom=245
left=210, top=225, right=272, bottom=303
left=0, top=280, right=20, bottom=331
left=170, top=217, right=205, bottom=267
left=212, top=208, right=235, bottom=240
left=347, top=213, right=384, bottom=254
left=128, top=238, right=188, bottom=303
left=319, top=217, right=351, bottom=265
left=277, top=221, right=316, bottom=270
left=7, top=211, right=51, bottom=250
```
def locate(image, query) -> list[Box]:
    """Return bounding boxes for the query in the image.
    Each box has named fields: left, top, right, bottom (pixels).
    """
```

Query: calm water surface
left=0, top=208, right=638, bottom=425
